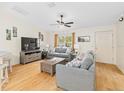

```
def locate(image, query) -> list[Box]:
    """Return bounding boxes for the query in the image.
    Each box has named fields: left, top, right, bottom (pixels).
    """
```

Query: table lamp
left=74, top=44, right=79, bottom=54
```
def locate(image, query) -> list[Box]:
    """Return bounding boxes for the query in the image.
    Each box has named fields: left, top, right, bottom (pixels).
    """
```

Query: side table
left=70, top=53, right=77, bottom=61
left=42, top=50, right=48, bottom=59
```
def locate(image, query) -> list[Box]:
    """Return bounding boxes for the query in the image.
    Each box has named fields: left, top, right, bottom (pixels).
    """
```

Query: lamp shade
left=46, top=44, right=50, bottom=48
left=74, top=44, right=79, bottom=49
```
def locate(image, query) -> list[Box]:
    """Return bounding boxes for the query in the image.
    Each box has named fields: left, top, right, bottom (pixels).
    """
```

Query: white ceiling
left=1, top=2, right=124, bottom=32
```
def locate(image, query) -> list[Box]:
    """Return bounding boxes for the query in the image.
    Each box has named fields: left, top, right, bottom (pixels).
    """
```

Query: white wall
left=116, top=21, right=124, bottom=72
left=49, top=25, right=116, bottom=64
left=0, top=8, right=49, bottom=65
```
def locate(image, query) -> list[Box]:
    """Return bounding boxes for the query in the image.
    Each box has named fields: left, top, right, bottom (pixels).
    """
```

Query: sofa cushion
left=66, top=59, right=81, bottom=68
left=51, top=53, right=69, bottom=58
left=80, top=54, right=93, bottom=70
left=52, top=53, right=59, bottom=56
left=55, top=48, right=67, bottom=53
left=59, top=53, right=69, bottom=58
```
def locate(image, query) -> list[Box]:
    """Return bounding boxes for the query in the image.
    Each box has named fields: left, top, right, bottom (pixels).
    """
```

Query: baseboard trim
left=96, top=61, right=115, bottom=65
left=116, top=65, right=124, bottom=74
left=12, top=64, right=20, bottom=67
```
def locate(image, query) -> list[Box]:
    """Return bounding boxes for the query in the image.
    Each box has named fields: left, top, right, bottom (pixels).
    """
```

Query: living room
left=0, top=1, right=124, bottom=92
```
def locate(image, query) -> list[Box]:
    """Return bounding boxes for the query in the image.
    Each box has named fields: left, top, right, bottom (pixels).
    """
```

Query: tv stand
left=20, top=50, right=41, bottom=64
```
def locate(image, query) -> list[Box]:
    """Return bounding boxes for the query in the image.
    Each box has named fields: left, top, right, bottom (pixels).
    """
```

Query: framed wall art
left=13, top=26, right=17, bottom=37
left=78, top=36, right=90, bottom=42
left=6, top=29, right=11, bottom=40
left=39, top=32, right=44, bottom=41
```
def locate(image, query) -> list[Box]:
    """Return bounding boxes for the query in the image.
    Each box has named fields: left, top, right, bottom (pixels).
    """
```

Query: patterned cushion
left=65, top=51, right=94, bottom=69
left=76, top=52, right=85, bottom=61
left=66, top=59, right=81, bottom=68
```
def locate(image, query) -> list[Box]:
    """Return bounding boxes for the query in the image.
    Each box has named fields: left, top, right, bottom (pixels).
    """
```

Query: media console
left=20, top=50, right=41, bottom=64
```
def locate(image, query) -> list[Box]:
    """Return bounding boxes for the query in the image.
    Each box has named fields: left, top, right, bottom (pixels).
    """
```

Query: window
left=58, top=35, right=65, bottom=47
left=65, top=35, right=72, bottom=47
left=58, top=34, right=72, bottom=47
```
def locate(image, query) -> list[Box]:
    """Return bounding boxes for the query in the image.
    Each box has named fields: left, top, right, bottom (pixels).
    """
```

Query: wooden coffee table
left=40, top=57, right=65, bottom=76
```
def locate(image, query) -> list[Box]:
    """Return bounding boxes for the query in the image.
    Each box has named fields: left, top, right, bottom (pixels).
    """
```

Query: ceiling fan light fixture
left=50, top=13, right=74, bottom=28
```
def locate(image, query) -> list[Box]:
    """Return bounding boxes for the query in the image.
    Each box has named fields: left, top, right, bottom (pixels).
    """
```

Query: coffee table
left=40, top=57, right=65, bottom=76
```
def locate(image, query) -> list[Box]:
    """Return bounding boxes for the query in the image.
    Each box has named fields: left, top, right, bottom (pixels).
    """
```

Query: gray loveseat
left=47, top=47, right=71, bottom=61
left=56, top=51, right=95, bottom=91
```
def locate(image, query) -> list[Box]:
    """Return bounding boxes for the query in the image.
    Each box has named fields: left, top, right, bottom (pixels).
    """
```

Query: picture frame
left=6, top=29, right=11, bottom=40
left=13, top=26, right=17, bottom=37
left=78, top=36, right=90, bottom=42
left=39, top=32, right=43, bottom=41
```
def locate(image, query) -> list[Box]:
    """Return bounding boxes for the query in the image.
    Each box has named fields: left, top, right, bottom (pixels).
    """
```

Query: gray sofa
left=47, top=47, right=71, bottom=61
left=56, top=51, right=95, bottom=91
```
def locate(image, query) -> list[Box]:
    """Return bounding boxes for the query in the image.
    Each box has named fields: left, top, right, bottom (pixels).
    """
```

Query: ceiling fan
left=50, top=15, right=74, bottom=27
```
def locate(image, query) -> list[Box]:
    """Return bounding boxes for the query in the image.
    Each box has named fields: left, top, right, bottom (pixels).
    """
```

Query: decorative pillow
left=84, top=53, right=94, bottom=61
left=76, top=52, right=85, bottom=61
left=66, top=48, right=71, bottom=54
left=66, top=59, right=81, bottom=68
left=80, top=56, right=93, bottom=70
left=86, top=50, right=94, bottom=58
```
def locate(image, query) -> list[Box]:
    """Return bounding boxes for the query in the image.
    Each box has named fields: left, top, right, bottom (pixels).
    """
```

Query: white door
left=95, top=31, right=113, bottom=64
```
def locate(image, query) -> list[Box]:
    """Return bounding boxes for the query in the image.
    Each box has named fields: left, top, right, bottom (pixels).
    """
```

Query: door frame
left=95, top=31, right=114, bottom=63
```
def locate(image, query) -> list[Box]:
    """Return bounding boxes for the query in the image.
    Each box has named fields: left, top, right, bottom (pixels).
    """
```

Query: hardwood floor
left=96, top=62, right=124, bottom=91
left=3, top=61, right=124, bottom=91
left=3, top=61, right=61, bottom=91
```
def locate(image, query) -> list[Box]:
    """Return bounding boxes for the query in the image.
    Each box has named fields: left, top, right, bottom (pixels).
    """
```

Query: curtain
left=72, top=32, right=75, bottom=49
left=54, top=34, right=58, bottom=48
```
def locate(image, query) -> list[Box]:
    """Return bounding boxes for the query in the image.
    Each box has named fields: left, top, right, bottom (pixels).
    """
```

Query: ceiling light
left=119, top=17, right=124, bottom=22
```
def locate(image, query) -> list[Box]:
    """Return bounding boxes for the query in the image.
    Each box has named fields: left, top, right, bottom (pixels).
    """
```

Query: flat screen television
left=21, top=37, right=39, bottom=51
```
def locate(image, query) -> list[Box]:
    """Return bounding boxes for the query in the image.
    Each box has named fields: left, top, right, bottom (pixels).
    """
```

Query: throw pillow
left=76, top=52, right=85, bottom=61
left=86, top=50, right=94, bottom=58
left=84, top=53, right=94, bottom=61
left=66, top=59, right=81, bottom=68
left=66, top=48, right=71, bottom=54
left=80, top=55, right=93, bottom=70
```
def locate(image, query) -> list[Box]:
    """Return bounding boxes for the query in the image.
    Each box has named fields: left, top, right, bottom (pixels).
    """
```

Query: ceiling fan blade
left=50, top=24, right=59, bottom=26
left=65, top=22, right=74, bottom=24
left=64, top=24, right=71, bottom=27
left=56, top=20, right=60, bottom=24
